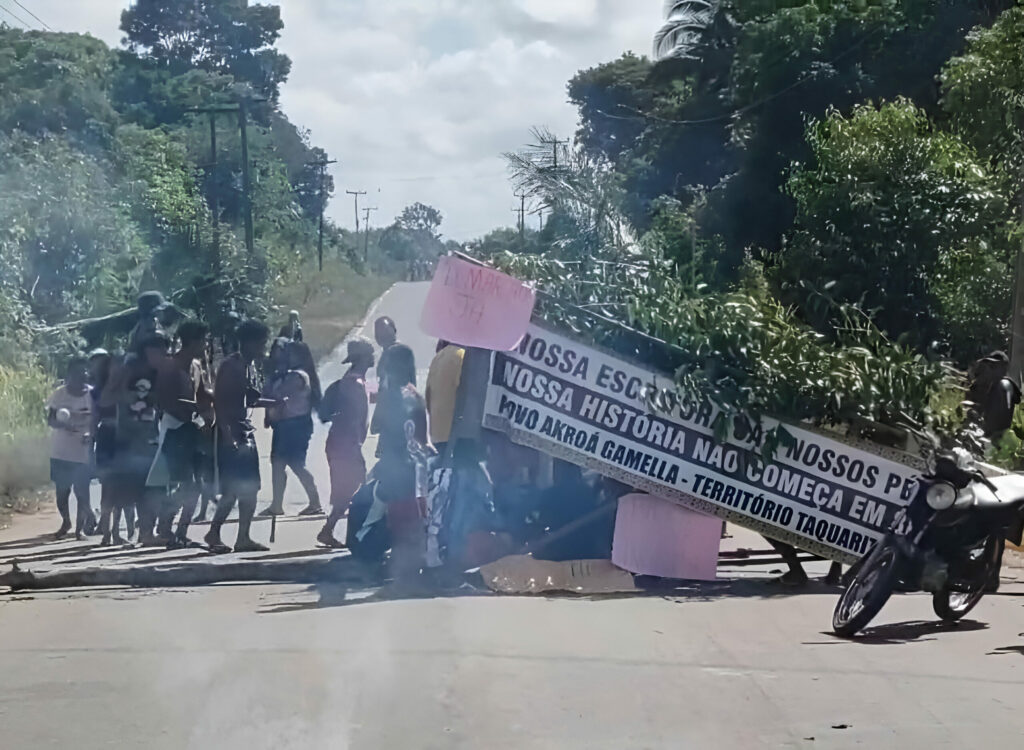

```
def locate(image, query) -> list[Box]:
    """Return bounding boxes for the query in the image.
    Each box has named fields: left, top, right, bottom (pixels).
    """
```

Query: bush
left=0, top=364, right=52, bottom=498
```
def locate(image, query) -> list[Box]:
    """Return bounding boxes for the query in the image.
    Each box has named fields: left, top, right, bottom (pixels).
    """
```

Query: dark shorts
left=218, top=435, right=261, bottom=497
left=270, top=415, right=314, bottom=465
left=50, top=459, right=90, bottom=488
left=162, top=423, right=201, bottom=485
left=102, top=469, right=147, bottom=509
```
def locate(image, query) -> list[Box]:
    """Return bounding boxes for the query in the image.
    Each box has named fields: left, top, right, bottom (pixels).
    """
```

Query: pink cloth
left=420, top=255, right=535, bottom=351
left=612, top=493, right=721, bottom=581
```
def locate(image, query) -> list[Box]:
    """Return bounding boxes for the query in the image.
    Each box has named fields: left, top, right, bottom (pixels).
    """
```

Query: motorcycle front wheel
left=832, top=535, right=903, bottom=638
left=932, top=535, right=1001, bottom=622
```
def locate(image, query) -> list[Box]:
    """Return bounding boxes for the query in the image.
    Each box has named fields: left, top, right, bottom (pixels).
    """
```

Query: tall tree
left=120, top=0, right=291, bottom=101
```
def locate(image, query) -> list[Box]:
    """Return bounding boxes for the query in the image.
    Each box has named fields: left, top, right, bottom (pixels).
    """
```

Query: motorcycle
left=832, top=449, right=1024, bottom=637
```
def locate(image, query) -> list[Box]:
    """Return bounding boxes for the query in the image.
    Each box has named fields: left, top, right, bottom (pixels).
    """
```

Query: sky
left=9, top=0, right=660, bottom=240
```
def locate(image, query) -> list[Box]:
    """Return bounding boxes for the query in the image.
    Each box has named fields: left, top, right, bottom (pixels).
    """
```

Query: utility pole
left=1009, top=172, right=1024, bottom=385
left=539, top=135, right=568, bottom=169
left=307, top=158, right=338, bottom=272
left=514, top=192, right=526, bottom=237
left=362, top=206, right=379, bottom=266
left=208, top=113, right=221, bottom=272
left=237, top=100, right=255, bottom=253
left=346, top=189, right=367, bottom=233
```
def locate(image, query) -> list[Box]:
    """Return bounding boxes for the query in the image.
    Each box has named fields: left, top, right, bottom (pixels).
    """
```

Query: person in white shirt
left=46, top=357, right=94, bottom=540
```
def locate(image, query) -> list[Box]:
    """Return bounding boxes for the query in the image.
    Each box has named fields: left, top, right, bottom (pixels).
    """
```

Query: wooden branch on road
left=0, top=555, right=378, bottom=593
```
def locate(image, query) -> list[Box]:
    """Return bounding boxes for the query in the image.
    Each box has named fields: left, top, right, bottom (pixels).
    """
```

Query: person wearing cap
left=316, top=338, right=375, bottom=548
left=278, top=310, right=304, bottom=343
left=127, top=291, right=170, bottom=355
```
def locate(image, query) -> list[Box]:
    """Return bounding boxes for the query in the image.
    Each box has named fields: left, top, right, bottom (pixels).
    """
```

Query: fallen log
left=0, top=555, right=379, bottom=593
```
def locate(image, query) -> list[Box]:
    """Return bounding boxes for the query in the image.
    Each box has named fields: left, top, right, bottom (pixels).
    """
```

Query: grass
left=272, top=256, right=394, bottom=362
left=0, top=364, right=52, bottom=525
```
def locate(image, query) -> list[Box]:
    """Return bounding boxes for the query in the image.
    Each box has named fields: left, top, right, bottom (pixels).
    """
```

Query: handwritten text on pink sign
left=420, top=255, right=536, bottom=351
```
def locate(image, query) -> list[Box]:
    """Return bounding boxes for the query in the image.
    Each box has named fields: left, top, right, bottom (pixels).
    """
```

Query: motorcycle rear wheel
left=833, top=535, right=902, bottom=638
left=932, top=535, right=1001, bottom=622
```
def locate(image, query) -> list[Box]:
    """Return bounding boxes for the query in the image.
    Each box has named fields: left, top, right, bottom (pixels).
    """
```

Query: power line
left=0, top=1, right=32, bottom=28
left=11, top=0, right=50, bottom=30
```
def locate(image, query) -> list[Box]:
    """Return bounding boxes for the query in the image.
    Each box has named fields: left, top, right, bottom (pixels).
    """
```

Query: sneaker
left=54, top=522, right=72, bottom=540
left=297, top=505, right=324, bottom=517
left=258, top=506, right=284, bottom=518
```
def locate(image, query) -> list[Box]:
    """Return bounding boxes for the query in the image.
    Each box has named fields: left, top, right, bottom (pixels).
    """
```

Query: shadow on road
left=830, top=619, right=989, bottom=645
left=651, top=578, right=843, bottom=603
left=257, top=578, right=487, bottom=614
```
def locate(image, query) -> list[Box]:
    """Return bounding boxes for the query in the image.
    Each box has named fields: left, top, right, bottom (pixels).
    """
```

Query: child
left=47, top=357, right=94, bottom=540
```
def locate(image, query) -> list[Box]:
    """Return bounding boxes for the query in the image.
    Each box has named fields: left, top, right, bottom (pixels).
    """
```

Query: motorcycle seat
left=973, top=474, right=1024, bottom=507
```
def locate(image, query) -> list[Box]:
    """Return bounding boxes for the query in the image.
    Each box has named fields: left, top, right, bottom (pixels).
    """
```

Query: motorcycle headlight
left=926, top=481, right=957, bottom=510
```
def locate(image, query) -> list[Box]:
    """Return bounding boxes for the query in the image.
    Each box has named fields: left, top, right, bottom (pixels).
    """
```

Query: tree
left=396, top=202, right=443, bottom=236
left=777, top=99, right=1011, bottom=360
left=379, top=203, right=445, bottom=263
left=0, top=29, right=118, bottom=140
left=120, top=0, right=291, bottom=101
left=942, top=5, right=1024, bottom=182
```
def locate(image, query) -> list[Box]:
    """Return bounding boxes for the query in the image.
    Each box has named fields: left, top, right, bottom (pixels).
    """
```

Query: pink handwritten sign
left=420, top=255, right=536, bottom=351
left=612, top=493, right=721, bottom=581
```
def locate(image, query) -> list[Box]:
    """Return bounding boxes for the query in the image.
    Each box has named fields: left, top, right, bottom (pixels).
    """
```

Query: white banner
left=482, top=324, right=924, bottom=563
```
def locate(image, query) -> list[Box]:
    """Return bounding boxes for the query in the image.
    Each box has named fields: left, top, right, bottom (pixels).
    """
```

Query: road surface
left=2, top=282, right=1024, bottom=749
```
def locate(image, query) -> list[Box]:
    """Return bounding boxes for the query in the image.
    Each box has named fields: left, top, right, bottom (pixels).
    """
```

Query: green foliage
left=941, top=5, right=1024, bottom=180
left=0, top=131, right=149, bottom=321
left=379, top=203, right=446, bottom=263
left=0, top=364, right=51, bottom=499
left=120, top=0, right=291, bottom=101
left=568, top=0, right=1017, bottom=280
left=778, top=99, right=1011, bottom=359
left=0, top=29, right=118, bottom=140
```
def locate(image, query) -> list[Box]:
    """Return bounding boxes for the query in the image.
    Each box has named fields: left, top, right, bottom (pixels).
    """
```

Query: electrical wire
left=0, top=1, right=32, bottom=28
left=11, top=0, right=49, bottom=30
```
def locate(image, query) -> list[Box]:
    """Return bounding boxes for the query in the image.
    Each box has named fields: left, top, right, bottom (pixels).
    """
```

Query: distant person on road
left=425, top=340, right=465, bottom=456
left=154, top=320, right=214, bottom=548
left=278, top=310, right=304, bottom=343
left=260, top=339, right=323, bottom=518
left=205, top=319, right=272, bottom=554
left=316, top=339, right=374, bottom=548
left=46, top=357, right=94, bottom=540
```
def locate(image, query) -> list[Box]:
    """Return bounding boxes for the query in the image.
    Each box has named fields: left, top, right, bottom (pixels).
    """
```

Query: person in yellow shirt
left=425, top=340, right=464, bottom=455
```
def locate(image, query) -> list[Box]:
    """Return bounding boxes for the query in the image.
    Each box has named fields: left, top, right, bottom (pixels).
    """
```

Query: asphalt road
left=3, top=282, right=1024, bottom=749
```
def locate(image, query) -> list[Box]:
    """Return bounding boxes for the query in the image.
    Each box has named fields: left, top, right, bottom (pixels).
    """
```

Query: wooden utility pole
left=362, top=206, right=379, bottom=266
left=307, top=158, right=338, bottom=271
left=208, top=113, right=221, bottom=272
left=346, top=189, right=367, bottom=233
left=1009, top=182, right=1024, bottom=384
left=539, top=135, right=568, bottom=169
left=237, top=100, right=255, bottom=253
left=513, top=192, right=526, bottom=237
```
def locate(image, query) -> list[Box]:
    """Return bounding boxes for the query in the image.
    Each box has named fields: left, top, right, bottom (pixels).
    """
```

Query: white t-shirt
left=47, top=385, right=93, bottom=464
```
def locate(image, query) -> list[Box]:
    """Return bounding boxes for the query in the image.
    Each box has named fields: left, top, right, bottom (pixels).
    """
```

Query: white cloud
left=25, top=0, right=661, bottom=240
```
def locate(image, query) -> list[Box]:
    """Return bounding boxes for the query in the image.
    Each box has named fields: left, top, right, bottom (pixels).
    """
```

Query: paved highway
left=2, top=282, right=1024, bottom=749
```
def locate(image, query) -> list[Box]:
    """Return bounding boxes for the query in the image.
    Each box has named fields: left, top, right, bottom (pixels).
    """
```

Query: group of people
left=45, top=293, right=465, bottom=560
